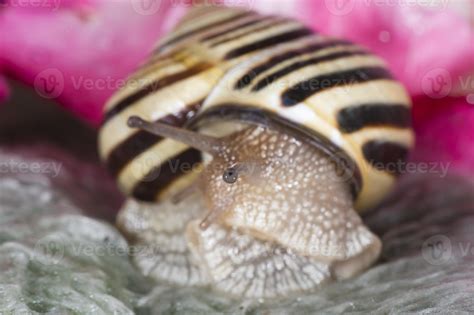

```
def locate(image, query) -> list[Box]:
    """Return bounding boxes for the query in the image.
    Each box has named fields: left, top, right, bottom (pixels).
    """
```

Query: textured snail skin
left=117, top=124, right=381, bottom=298
left=196, top=126, right=380, bottom=263
left=102, top=4, right=412, bottom=298
left=187, top=126, right=381, bottom=297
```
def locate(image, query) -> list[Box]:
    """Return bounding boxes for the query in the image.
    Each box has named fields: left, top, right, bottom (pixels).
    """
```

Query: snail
left=99, top=4, right=413, bottom=298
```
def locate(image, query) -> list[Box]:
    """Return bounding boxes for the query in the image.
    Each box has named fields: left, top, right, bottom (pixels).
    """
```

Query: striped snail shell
left=100, top=5, right=413, bottom=298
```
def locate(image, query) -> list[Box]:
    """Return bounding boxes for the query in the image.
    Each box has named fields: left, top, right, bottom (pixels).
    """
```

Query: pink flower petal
left=0, top=0, right=177, bottom=126
left=297, top=0, right=474, bottom=98
left=1, top=0, right=473, bottom=177
left=411, top=98, right=474, bottom=176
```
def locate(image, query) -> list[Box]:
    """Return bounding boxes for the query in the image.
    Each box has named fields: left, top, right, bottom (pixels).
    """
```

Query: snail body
left=100, top=4, right=413, bottom=298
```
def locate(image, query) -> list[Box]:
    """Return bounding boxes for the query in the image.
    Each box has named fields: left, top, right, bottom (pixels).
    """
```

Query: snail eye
left=223, top=167, right=238, bottom=184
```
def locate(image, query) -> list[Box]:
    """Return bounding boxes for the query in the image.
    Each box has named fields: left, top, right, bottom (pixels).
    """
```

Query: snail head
left=128, top=115, right=380, bottom=269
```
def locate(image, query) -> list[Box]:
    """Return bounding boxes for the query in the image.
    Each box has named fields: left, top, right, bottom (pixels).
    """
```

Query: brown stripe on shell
left=133, top=52, right=185, bottom=82
left=103, top=62, right=212, bottom=124
left=131, top=148, right=202, bottom=202
left=200, top=15, right=273, bottom=43
left=187, top=104, right=362, bottom=199
left=209, top=17, right=289, bottom=48
left=234, top=39, right=353, bottom=89
left=106, top=100, right=203, bottom=177
left=157, top=11, right=255, bottom=52
left=129, top=50, right=188, bottom=82
left=252, top=50, right=369, bottom=91
left=130, top=59, right=171, bottom=82
left=337, top=104, right=411, bottom=133
left=178, top=5, right=228, bottom=27
left=224, top=28, right=314, bottom=60
left=362, top=140, right=409, bottom=175
left=281, top=66, right=393, bottom=107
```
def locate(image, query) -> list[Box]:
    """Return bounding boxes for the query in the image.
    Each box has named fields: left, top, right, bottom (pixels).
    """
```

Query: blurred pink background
left=0, top=0, right=473, bottom=176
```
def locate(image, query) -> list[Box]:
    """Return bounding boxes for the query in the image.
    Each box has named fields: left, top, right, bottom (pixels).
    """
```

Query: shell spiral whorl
left=100, top=4, right=413, bottom=298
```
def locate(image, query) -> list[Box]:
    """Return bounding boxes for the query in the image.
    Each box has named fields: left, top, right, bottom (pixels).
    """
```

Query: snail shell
left=100, top=4, right=413, bottom=298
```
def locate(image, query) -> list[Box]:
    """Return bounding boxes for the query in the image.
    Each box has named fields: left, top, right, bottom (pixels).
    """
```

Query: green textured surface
left=0, top=151, right=149, bottom=314
left=0, top=149, right=473, bottom=314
